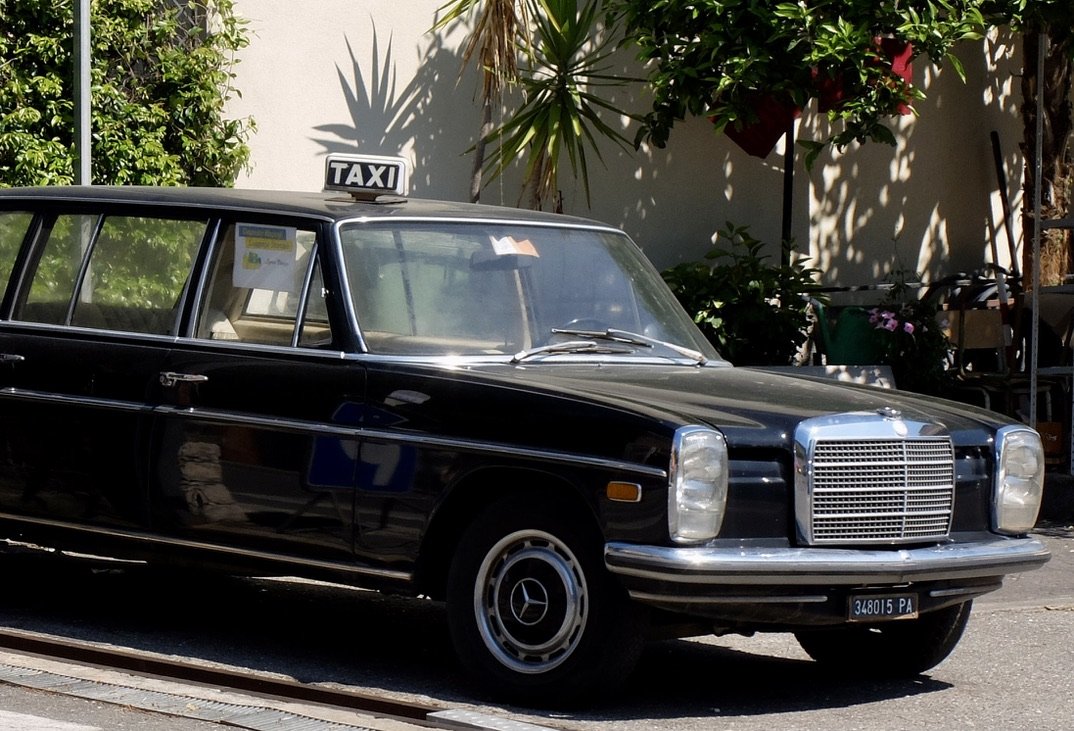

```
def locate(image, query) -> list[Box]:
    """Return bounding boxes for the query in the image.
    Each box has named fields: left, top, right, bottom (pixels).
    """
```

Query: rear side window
left=18, top=214, right=206, bottom=335
left=0, top=211, right=33, bottom=304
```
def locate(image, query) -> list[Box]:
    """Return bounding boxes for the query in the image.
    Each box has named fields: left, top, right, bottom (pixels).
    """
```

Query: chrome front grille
left=794, top=413, right=956, bottom=546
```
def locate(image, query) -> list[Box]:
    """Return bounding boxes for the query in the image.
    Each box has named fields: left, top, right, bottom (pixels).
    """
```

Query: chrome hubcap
left=474, top=530, right=588, bottom=674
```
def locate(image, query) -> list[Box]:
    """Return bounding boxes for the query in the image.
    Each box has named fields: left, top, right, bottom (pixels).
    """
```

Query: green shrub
left=663, top=222, right=824, bottom=365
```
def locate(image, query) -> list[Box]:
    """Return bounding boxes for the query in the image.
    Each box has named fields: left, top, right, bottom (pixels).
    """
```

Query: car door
left=150, top=219, right=364, bottom=564
left=0, top=208, right=207, bottom=532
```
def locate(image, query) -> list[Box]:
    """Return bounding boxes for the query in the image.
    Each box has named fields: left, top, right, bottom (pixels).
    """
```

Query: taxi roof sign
left=324, top=153, right=409, bottom=199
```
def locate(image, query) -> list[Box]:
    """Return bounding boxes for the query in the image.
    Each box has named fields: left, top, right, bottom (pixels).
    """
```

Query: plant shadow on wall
left=662, top=223, right=825, bottom=366
left=808, top=37, right=1017, bottom=289
left=310, top=22, right=474, bottom=198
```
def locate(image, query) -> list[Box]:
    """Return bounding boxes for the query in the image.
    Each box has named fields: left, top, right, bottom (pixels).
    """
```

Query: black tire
left=794, top=600, right=973, bottom=676
left=446, top=496, right=646, bottom=706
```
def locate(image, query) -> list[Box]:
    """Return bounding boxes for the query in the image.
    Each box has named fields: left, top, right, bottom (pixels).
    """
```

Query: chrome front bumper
left=604, top=536, right=1051, bottom=588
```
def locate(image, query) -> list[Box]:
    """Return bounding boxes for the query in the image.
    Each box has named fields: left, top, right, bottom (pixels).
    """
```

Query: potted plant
left=866, top=271, right=952, bottom=394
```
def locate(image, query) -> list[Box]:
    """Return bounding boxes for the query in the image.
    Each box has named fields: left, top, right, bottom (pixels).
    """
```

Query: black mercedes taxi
left=0, top=155, right=1050, bottom=704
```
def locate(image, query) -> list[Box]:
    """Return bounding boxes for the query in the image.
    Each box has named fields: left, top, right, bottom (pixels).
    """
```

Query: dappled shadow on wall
left=807, top=34, right=1022, bottom=291
left=310, top=22, right=479, bottom=201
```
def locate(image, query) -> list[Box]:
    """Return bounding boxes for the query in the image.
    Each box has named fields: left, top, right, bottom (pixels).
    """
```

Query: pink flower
left=883, top=319, right=898, bottom=331
left=903, top=322, right=915, bottom=334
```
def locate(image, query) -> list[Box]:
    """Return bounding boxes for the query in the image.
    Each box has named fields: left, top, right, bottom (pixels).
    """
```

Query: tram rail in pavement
left=0, top=627, right=553, bottom=731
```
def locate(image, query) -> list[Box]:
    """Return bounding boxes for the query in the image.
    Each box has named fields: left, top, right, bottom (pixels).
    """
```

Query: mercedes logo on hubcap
left=509, top=578, right=550, bottom=626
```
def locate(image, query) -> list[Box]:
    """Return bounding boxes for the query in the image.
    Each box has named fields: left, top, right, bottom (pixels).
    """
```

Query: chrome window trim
left=0, top=193, right=340, bottom=224
left=187, top=216, right=224, bottom=340
left=0, top=319, right=182, bottom=344
left=332, top=215, right=624, bottom=236
left=65, top=213, right=104, bottom=325
left=331, top=217, right=629, bottom=355
left=169, top=336, right=350, bottom=359
left=324, top=226, right=366, bottom=352
left=0, top=321, right=351, bottom=360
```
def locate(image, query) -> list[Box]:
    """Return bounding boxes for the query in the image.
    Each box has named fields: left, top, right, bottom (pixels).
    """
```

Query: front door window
left=195, top=223, right=329, bottom=348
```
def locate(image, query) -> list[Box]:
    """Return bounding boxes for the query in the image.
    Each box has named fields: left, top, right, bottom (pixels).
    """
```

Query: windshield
left=338, top=221, right=723, bottom=362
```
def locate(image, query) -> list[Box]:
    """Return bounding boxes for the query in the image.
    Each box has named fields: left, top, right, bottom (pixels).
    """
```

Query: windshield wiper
left=511, top=340, right=634, bottom=364
left=550, top=327, right=709, bottom=365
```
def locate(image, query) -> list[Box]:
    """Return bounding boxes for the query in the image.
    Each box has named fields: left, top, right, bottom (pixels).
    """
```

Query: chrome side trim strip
left=155, top=405, right=356, bottom=438
left=358, top=427, right=669, bottom=478
left=604, top=537, right=1051, bottom=587
left=0, top=390, right=665, bottom=479
left=0, top=513, right=412, bottom=584
left=156, top=405, right=668, bottom=479
left=0, top=388, right=150, bottom=414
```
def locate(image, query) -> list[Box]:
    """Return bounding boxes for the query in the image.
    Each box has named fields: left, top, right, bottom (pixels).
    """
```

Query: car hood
left=464, top=363, right=1007, bottom=449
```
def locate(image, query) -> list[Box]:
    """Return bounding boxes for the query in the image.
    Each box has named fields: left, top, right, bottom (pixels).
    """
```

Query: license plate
left=848, top=593, right=918, bottom=622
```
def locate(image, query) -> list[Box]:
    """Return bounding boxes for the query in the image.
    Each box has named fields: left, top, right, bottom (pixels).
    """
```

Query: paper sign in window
left=233, top=224, right=297, bottom=292
left=490, top=235, right=539, bottom=257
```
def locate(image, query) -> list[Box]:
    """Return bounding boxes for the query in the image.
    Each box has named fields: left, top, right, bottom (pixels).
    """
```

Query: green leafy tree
left=609, top=0, right=1073, bottom=281
left=608, top=0, right=987, bottom=162
left=0, top=0, right=252, bottom=187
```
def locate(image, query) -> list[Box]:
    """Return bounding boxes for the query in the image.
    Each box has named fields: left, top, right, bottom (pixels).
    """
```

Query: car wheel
left=446, top=497, right=646, bottom=705
left=793, top=600, right=972, bottom=676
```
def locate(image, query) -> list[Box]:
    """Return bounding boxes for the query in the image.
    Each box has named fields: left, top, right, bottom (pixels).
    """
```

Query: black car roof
left=0, top=185, right=614, bottom=229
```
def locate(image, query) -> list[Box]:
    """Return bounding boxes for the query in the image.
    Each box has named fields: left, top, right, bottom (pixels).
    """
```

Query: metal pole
left=1030, top=31, right=1045, bottom=429
left=781, top=119, right=794, bottom=264
left=73, top=0, right=91, bottom=185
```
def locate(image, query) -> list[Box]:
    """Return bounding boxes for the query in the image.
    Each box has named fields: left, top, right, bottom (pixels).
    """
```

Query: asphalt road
left=0, top=522, right=1070, bottom=731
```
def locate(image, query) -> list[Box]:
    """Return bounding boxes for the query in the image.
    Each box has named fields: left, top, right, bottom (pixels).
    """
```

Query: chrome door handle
left=159, top=371, right=209, bottom=388
left=0, top=354, right=24, bottom=364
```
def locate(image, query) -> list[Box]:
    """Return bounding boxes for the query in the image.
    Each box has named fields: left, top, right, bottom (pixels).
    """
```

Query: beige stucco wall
left=227, top=1, right=1028, bottom=289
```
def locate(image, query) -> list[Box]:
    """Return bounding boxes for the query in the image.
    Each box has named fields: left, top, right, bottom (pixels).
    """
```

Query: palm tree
left=434, top=0, right=528, bottom=203
left=434, top=0, right=634, bottom=210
